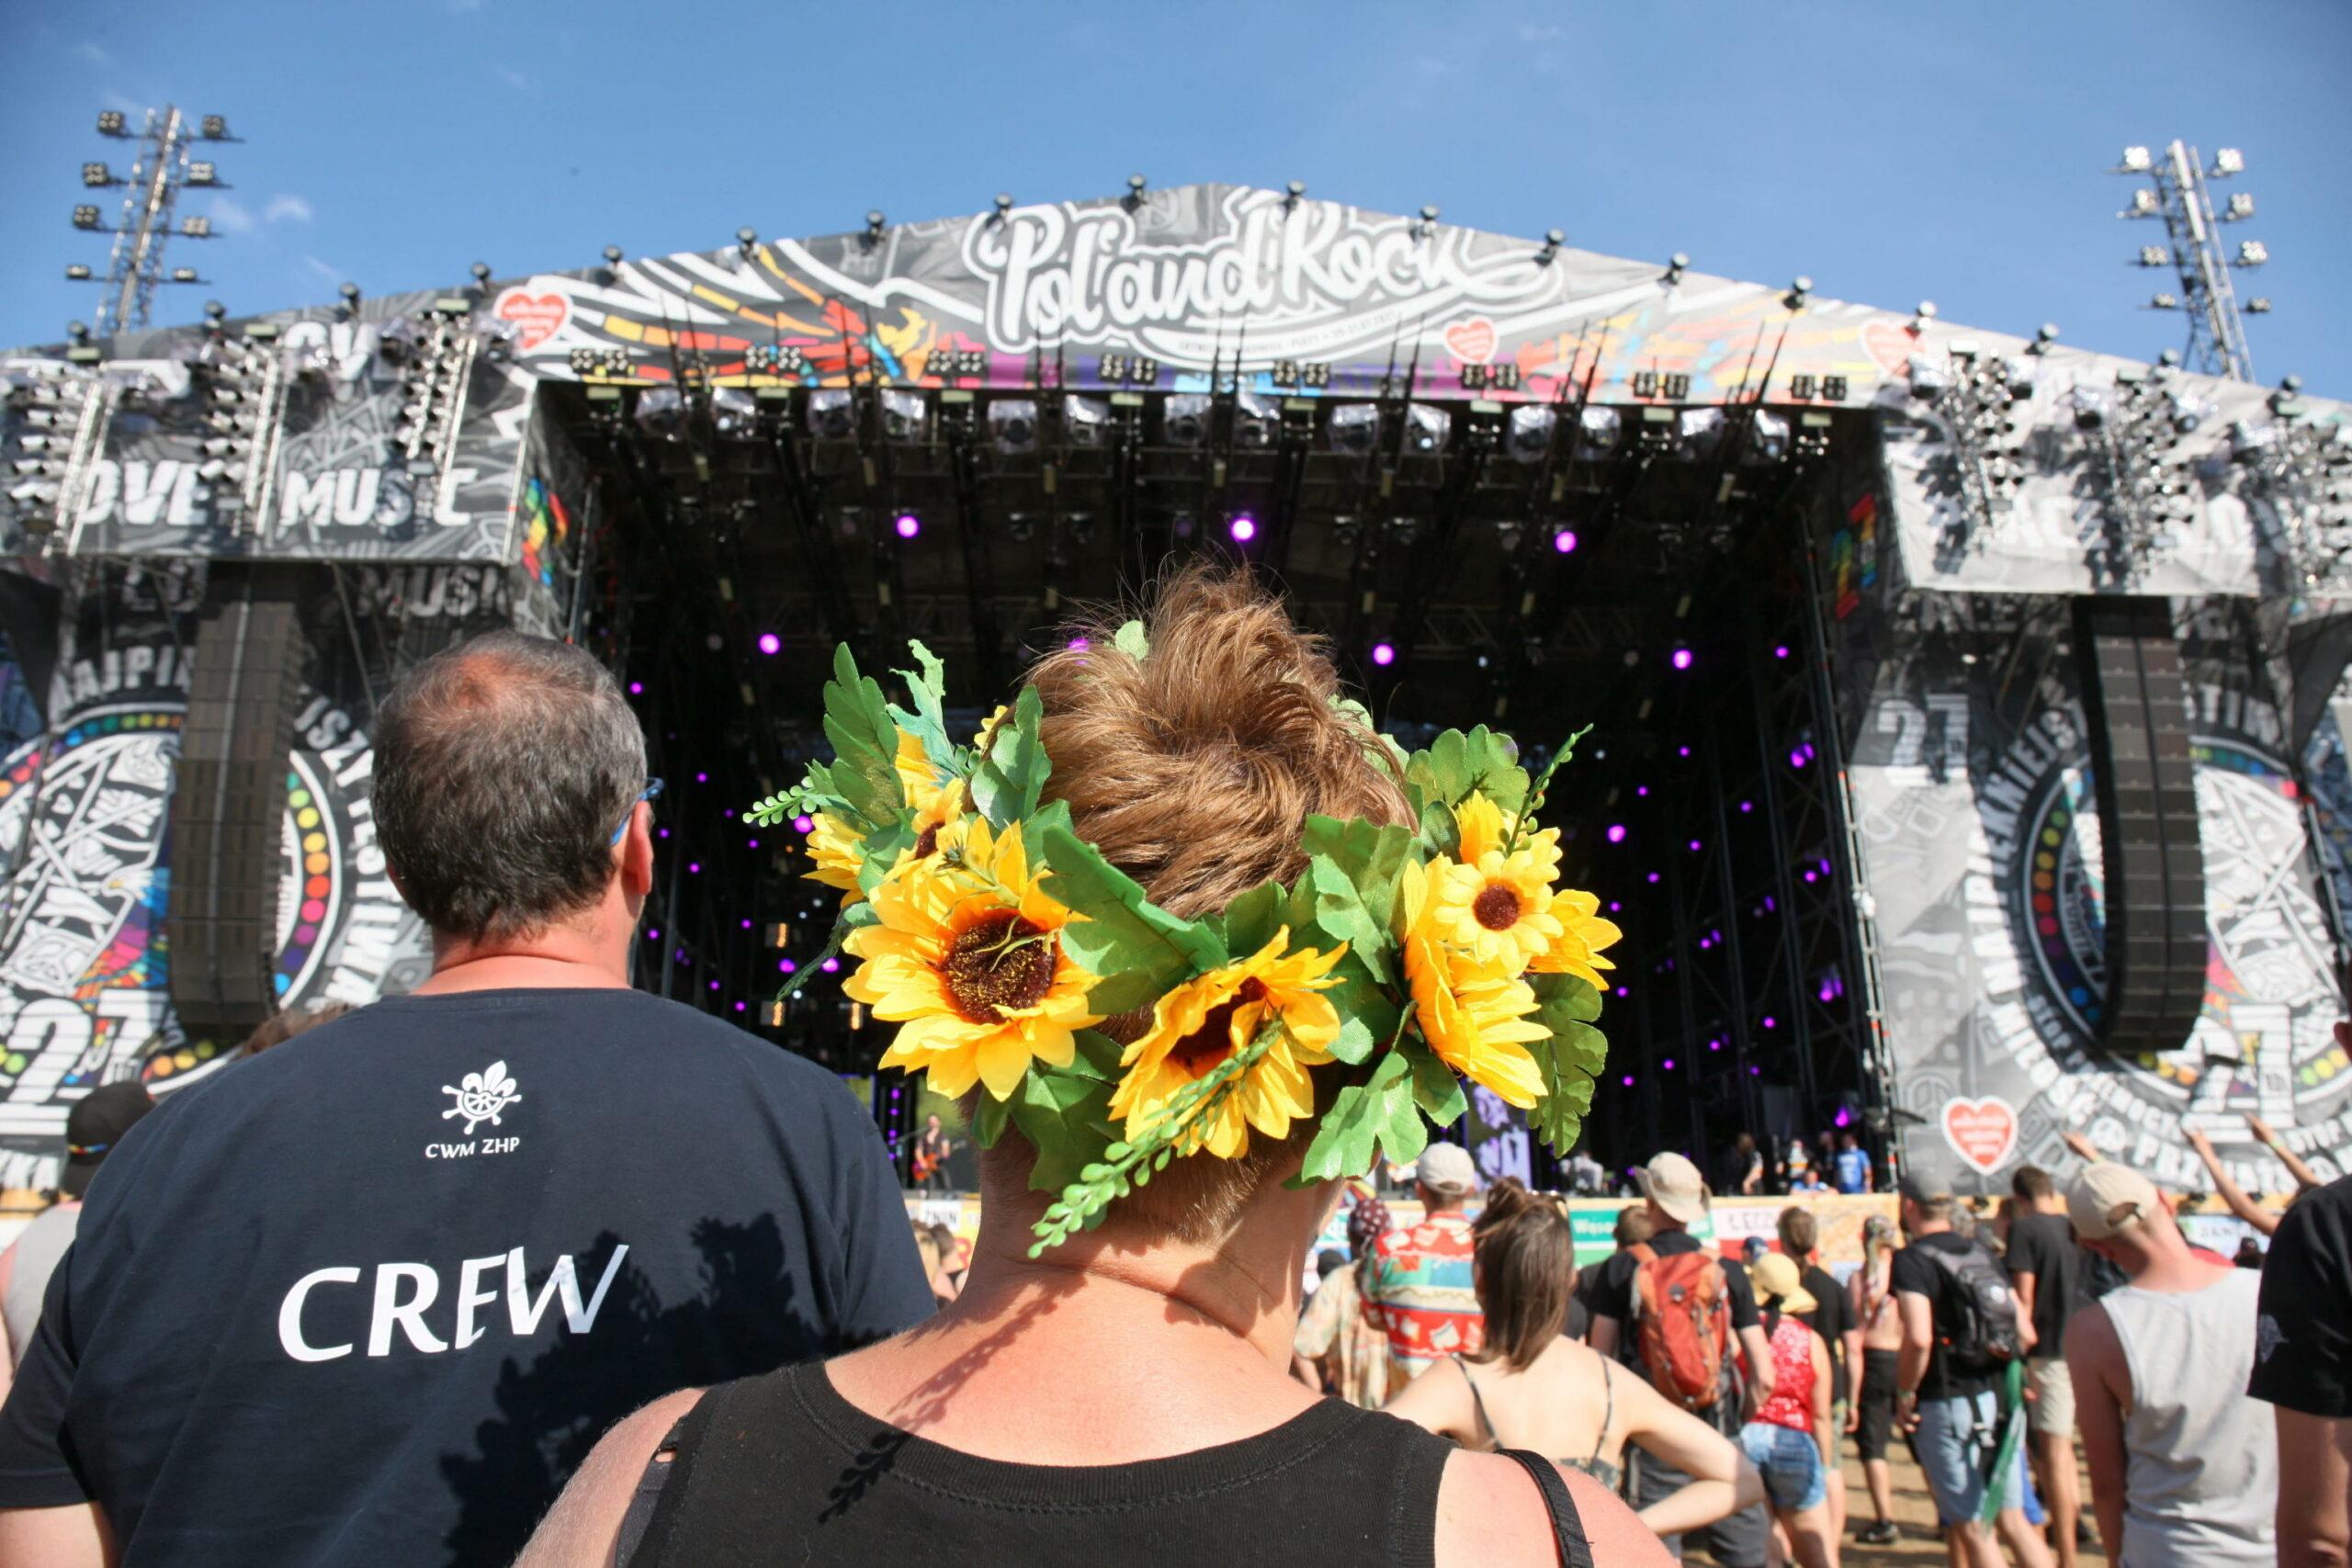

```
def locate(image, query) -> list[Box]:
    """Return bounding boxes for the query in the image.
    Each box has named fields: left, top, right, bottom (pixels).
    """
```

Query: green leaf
left=1219, top=879, right=1288, bottom=959
left=1403, top=1038, right=1468, bottom=1124
left=1461, top=726, right=1531, bottom=817
left=1303, top=854, right=1392, bottom=986
left=1526, top=976, right=1608, bottom=1156
left=1321, top=961, right=1399, bottom=1065
left=822, top=644, right=902, bottom=829
left=1113, top=619, right=1150, bottom=661
left=970, top=684, right=1050, bottom=829
left=972, top=1091, right=1010, bottom=1149
left=891, top=639, right=950, bottom=737
left=1300, top=816, right=1417, bottom=936
left=1039, top=821, right=1227, bottom=1009
left=1062, top=1028, right=1128, bottom=1083
left=1297, top=1051, right=1409, bottom=1184
left=1010, top=1068, right=1117, bottom=1192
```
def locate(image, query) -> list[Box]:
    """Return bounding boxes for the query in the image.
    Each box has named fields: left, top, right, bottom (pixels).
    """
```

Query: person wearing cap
left=1741, top=1252, right=1837, bottom=1567
left=1893, top=1177, right=2051, bottom=1568
left=2062, top=1160, right=2276, bottom=1566
left=1361, top=1143, right=1487, bottom=1398
left=1291, top=1192, right=1396, bottom=1410
left=1587, top=1151, right=1777, bottom=1568
left=0, top=1083, right=154, bottom=1382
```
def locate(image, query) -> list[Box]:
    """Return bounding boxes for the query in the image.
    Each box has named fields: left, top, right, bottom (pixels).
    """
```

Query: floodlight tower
left=67, top=107, right=235, bottom=338
left=2114, top=141, right=2267, bottom=383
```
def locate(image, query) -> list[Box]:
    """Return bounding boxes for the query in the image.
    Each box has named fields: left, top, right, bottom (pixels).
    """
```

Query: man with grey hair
left=0, top=631, right=933, bottom=1568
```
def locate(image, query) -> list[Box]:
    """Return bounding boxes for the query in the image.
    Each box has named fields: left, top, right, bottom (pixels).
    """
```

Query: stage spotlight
left=72, top=206, right=103, bottom=231
left=1329, top=402, right=1380, bottom=455
left=757, top=632, right=781, bottom=656
left=710, top=387, right=758, bottom=439
left=96, top=109, right=127, bottom=135
left=2068, top=387, right=2110, bottom=432
left=1905, top=355, right=1949, bottom=397
left=2137, top=244, right=2171, bottom=267
left=1505, top=404, right=1556, bottom=463
left=1064, top=394, right=1112, bottom=448
left=1005, top=513, right=1037, bottom=542
left=1673, top=408, right=1724, bottom=461
left=1997, top=357, right=2036, bottom=397
left=1553, top=527, right=1577, bottom=554
left=1370, top=641, right=1396, bottom=667
left=1164, top=393, right=1211, bottom=446
left=1227, top=513, right=1258, bottom=544
left=1743, top=410, right=1790, bottom=464
left=2119, top=145, right=2153, bottom=172
left=1233, top=390, right=1279, bottom=449
left=81, top=163, right=115, bottom=187
left=989, top=398, right=1039, bottom=455
left=1574, top=406, right=1622, bottom=459
left=2235, top=240, right=2269, bottom=267
left=2123, top=189, right=2161, bottom=219
left=2225, top=192, right=2256, bottom=221
left=2211, top=147, right=2245, bottom=175
left=879, top=389, right=928, bottom=441
left=187, top=161, right=219, bottom=187
left=1605, top=824, right=1626, bottom=843
left=2228, top=420, right=2276, bottom=462
left=1404, top=403, right=1450, bottom=454
left=894, top=513, right=922, bottom=539
left=200, top=115, right=230, bottom=140
left=1669, top=646, right=1693, bottom=671
left=633, top=386, right=686, bottom=437
left=807, top=389, right=854, bottom=439
left=64, top=264, right=92, bottom=281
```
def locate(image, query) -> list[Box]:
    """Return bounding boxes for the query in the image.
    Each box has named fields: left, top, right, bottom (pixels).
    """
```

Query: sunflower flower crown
left=743, top=630, right=1621, bottom=1255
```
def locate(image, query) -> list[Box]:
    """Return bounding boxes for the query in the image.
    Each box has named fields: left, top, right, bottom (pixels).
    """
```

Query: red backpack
left=1630, top=1244, right=1731, bottom=1410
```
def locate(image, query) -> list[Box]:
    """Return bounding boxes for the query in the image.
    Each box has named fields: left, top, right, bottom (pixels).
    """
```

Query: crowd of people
left=0, top=573, right=2336, bottom=1565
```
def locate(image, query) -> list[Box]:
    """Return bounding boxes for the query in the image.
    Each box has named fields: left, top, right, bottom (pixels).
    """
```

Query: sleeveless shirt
left=1752, top=1315, right=1817, bottom=1432
left=629, top=1360, right=1589, bottom=1566
left=2098, top=1270, right=2276, bottom=1566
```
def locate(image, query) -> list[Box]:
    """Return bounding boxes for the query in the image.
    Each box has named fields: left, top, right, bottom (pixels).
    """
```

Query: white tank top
left=2099, top=1269, right=2275, bottom=1567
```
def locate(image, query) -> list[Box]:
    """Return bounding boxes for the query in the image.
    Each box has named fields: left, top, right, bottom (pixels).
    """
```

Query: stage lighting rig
left=2083, top=366, right=2201, bottom=584
left=1506, top=404, right=1556, bottom=464
left=1403, top=403, right=1450, bottom=455
left=710, top=387, right=758, bottom=440
left=1538, top=228, right=1564, bottom=265
left=1908, top=346, right=2031, bottom=554
left=1329, top=402, right=1380, bottom=456
left=807, top=389, right=855, bottom=440
left=879, top=389, right=929, bottom=443
left=1062, top=394, right=1113, bottom=449
left=1164, top=393, right=1212, bottom=446
left=1673, top=407, right=1725, bottom=463
left=1232, top=390, right=1279, bottom=450
left=2111, top=139, right=2266, bottom=379
left=1743, top=411, right=1791, bottom=465
left=989, top=398, right=1039, bottom=455
left=2232, top=381, right=2352, bottom=586
left=3, top=360, right=111, bottom=545
left=388, top=310, right=481, bottom=492
left=1574, top=406, right=1622, bottom=461
left=1664, top=252, right=1690, bottom=287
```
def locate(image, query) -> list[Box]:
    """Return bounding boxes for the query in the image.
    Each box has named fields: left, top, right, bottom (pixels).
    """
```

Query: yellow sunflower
left=1108, top=929, right=1346, bottom=1158
left=1397, top=860, right=1551, bottom=1107
left=1529, top=886, right=1623, bottom=990
left=893, top=728, right=955, bottom=815
left=1427, top=794, right=1566, bottom=974
left=805, top=810, right=869, bottom=900
left=881, top=777, right=968, bottom=884
left=844, top=816, right=1103, bottom=1100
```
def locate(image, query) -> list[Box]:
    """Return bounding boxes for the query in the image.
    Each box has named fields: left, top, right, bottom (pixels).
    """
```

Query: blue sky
left=6, top=1, right=2349, bottom=392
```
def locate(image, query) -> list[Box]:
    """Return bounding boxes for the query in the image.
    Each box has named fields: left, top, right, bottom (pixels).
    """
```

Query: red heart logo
left=1940, top=1097, right=2018, bottom=1175
left=1860, top=319, right=1914, bottom=376
left=1444, top=316, right=1497, bottom=366
left=494, top=290, right=569, bottom=351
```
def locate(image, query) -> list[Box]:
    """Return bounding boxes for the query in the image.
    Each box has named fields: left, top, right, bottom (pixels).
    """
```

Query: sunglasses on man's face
left=608, top=778, right=664, bottom=847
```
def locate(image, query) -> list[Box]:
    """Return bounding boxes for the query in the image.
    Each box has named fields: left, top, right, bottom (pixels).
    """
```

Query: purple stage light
left=1773, top=644, right=1791, bottom=660
left=1761, top=1015, right=1777, bottom=1029
left=657, top=827, right=670, bottom=840
left=1687, top=839, right=1702, bottom=852
left=1635, top=784, right=1648, bottom=797
left=1834, top=1107, right=1851, bottom=1128
left=1789, top=747, right=1809, bottom=769
left=1606, top=823, right=1627, bottom=843
left=1646, top=871, right=1661, bottom=884
left=1621, top=1075, right=1635, bottom=1087
left=1670, top=647, right=1693, bottom=671
left=1738, top=799, right=1753, bottom=813
left=1371, top=641, right=1396, bottom=668
left=1678, top=744, right=1691, bottom=758
left=1614, top=986, right=1630, bottom=998
left=779, top=958, right=797, bottom=974
left=695, top=771, right=707, bottom=783
left=628, top=681, right=644, bottom=695
left=757, top=632, right=781, bottom=656
left=1709, top=1038, right=1722, bottom=1051
left=1662, top=1058, right=1676, bottom=1071
left=1553, top=528, right=1577, bottom=554
left=894, top=513, right=922, bottom=539
left=741, top=919, right=752, bottom=929
left=1067, top=637, right=1091, bottom=652
left=645, top=929, right=660, bottom=942
left=1607, top=900, right=1622, bottom=912
left=792, top=813, right=813, bottom=833
left=686, top=861, right=701, bottom=874
left=747, top=838, right=759, bottom=850
left=1228, top=514, right=1257, bottom=543
left=707, top=979, right=719, bottom=992
left=733, top=1000, right=747, bottom=1013
left=1748, top=1066, right=1760, bottom=1077
left=820, top=956, right=840, bottom=974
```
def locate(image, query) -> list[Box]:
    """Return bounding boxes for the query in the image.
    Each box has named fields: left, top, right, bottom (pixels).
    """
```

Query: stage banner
left=0, top=578, right=429, bottom=1191
left=1843, top=593, right=2352, bottom=1200
left=3, top=297, right=533, bottom=563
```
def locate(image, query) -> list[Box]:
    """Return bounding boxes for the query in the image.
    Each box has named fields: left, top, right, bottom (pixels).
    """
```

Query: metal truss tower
left=67, top=107, right=235, bottom=338
left=2115, top=141, right=2269, bottom=383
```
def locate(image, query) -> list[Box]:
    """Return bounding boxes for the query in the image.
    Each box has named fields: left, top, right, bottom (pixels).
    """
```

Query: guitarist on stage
left=910, top=1113, right=956, bottom=1192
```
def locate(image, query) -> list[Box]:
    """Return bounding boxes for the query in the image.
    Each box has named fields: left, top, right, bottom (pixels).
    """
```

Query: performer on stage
left=911, top=1113, right=956, bottom=1191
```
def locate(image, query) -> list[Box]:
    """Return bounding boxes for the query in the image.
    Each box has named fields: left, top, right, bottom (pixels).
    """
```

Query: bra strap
left=1498, top=1450, right=1596, bottom=1568
left=1453, top=1353, right=1499, bottom=1451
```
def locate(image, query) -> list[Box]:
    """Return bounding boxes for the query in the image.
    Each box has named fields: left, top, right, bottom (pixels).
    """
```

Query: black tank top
left=628, top=1361, right=1593, bottom=1566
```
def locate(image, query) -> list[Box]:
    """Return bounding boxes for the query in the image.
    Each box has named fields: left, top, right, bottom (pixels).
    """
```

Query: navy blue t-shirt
left=0, top=987, right=933, bottom=1565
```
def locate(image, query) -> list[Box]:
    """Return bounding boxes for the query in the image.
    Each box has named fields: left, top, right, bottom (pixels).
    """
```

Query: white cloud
left=206, top=195, right=256, bottom=234
left=1518, top=22, right=1566, bottom=43
left=265, top=194, right=314, bottom=225
left=300, top=254, right=343, bottom=284
left=101, top=89, right=143, bottom=116
left=493, top=63, right=533, bottom=92
left=76, top=41, right=113, bottom=66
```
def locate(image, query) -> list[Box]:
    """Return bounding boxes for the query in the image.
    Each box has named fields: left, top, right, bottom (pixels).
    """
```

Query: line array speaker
left=167, top=570, right=310, bottom=1043
left=2073, top=597, right=2206, bottom=1057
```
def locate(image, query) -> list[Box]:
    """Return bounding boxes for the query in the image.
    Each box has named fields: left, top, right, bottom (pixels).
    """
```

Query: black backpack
left=1921, top=1239, right=2025, bottom=1375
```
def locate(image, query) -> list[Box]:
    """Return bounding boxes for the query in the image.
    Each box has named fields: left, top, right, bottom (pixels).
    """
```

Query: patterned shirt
left=1363, top=1210, right=1483, bottom=1394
